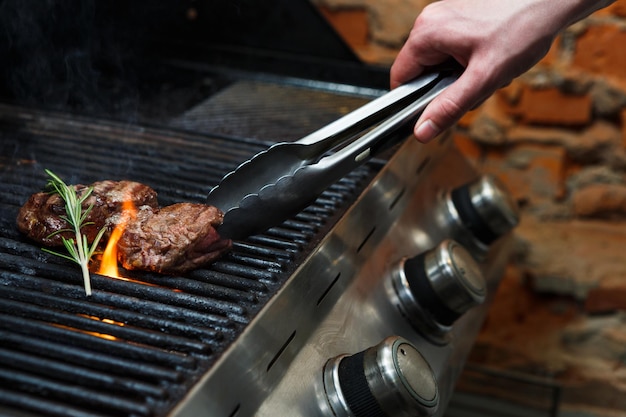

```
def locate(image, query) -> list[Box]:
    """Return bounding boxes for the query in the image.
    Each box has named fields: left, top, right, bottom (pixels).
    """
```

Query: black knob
left=323, top=336, right=439, bottom=417
left=449, top=175, right=519, bottom=246
left=391, top=240, right=486, bottom=341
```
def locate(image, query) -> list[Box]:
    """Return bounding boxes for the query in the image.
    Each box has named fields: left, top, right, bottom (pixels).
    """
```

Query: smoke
left=0, top=0, right=139, bottom=116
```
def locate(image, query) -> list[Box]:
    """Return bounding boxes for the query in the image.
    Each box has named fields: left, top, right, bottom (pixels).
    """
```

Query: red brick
left=576, top=121, right=622, bottom=159
left=463, top=92, right=515, bottom=144
left=483, top=91, right=516, bottom=128
left=470, top=262, right=580, bottom=367
left=457, top=107, right=479, bottom=128
left=508, top=86, right=592, bottom=126
left=507, top=121, right=620, bottom=162
left=317, top=6, right=369, bottom=48
left=595, top=0, right=626, bottom=17
left=515, top=220, right=626, bottom=298
left=621, top=109, right=626, bottom=149
left=479, top=144, right=567, bottom=203
left=564, top=161, right=584, bottom=182
left=496, top=79, right=524, bottom=107
left=572, top=184, right=626, bottom=218
left=452, top=132, right=482, bottom=162
left=572, top=24, right=626, bottom=87
left=585, top=276, right=626, bottom=313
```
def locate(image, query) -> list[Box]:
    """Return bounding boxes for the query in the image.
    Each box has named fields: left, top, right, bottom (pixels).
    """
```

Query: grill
left=0, top=2, right=519, bottom=416
left=0, top=98, right=379, bottom=417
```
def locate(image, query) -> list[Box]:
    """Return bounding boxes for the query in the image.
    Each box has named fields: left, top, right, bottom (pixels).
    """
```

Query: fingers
left=390, top=8, right=452, bottom=89
left=390, top=41, right=426, bottom=89
left=392, top=46, right=478, bottom=142
left=413, top=66, right=495, bottom=143
left=390, top=39, right=455, bottom=89
left=390, top=0, right=565, bottom=142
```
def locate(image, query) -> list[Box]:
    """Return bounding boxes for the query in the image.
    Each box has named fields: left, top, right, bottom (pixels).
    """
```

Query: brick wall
left=315, top=1, right=626, bottom=415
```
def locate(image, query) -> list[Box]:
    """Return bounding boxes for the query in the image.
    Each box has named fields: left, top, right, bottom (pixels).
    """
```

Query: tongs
left=207, top=67, right=461, bottom=240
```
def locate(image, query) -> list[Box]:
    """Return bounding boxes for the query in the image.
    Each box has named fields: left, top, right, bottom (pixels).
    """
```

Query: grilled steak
left=17, top=180, right=159, bottom=246
left=18, top=180, right=231, bottom=274
left=116, top=203, right=232, bottom=274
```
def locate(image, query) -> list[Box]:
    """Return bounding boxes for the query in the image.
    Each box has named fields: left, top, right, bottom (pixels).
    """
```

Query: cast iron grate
left=0, top=105, right=379, bottom=417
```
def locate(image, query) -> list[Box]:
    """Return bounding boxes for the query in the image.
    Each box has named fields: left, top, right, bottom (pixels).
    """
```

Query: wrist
left=551, top=0, right=616, bottom=31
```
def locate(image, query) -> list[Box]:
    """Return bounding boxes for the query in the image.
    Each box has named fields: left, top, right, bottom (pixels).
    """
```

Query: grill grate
left=0, top=104, right=378, bottom=417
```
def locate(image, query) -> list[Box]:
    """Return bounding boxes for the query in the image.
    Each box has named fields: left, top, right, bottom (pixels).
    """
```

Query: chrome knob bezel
left=390, top=240, right=487, bottom=344
left=436, top=175, right=519, bottom=257
left=323, top=337, right=439, bottom=417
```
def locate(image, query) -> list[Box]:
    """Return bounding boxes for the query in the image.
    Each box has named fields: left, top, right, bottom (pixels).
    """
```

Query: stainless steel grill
left=0, top=2, right=519, bottom=416
left=0, top=100, right=378, bottom=417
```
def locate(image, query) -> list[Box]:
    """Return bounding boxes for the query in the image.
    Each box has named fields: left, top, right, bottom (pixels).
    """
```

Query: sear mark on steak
left=16, top=180, right=159, bottom=247
left=117, top=203, right=232, bottom=274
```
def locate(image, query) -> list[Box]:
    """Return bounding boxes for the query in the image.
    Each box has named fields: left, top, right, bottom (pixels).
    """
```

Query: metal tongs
left=207, top=67, right=461, bottom=240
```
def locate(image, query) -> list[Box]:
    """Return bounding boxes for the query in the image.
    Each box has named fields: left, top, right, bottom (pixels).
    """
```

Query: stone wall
left=314, top=0, right=626, bottom=415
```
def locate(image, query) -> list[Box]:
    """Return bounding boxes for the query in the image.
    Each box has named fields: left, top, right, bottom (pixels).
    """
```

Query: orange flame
left=98, top=199, right=137, bottom=278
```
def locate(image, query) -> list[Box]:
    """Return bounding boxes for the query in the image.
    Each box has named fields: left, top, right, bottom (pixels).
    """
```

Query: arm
left=391, top=0, right=616, bottom=143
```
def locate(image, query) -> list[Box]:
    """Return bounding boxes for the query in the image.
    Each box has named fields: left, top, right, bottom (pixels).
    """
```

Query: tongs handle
left=313, top=74, right=457, bottom=178
left=294, top=73, right=441, bottom=153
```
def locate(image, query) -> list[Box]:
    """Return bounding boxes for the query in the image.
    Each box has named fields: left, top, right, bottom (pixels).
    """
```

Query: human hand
left=390, top=0, right=606, bottom=143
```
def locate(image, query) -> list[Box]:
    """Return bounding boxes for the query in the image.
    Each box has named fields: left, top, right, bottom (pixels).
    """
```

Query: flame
left=53, top=318, right=124, bottom=341
left=98, top=199, right=137, bottom=278
left=88, top=316, right=126, bottom=326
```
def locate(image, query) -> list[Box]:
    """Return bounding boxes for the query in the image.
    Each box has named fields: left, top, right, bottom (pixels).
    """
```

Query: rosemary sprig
left=41, top=169, right=106, bottom=296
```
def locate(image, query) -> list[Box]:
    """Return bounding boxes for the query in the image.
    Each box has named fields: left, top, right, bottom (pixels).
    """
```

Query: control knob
left=323, top=336, right=439, bottom=417
left=390, top=239, right=486, bottom=343
left=440, top=175, right=519, bottom=253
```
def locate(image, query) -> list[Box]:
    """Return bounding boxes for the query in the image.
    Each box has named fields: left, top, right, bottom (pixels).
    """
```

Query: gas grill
left=0, top=1, right=518, bottom=416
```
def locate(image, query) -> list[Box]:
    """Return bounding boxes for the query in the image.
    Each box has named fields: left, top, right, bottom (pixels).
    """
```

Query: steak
left=17, top=180, right=231, bottom=274
left=116, top=203, right=232, bottom=274
left=16, top=180, right=159, bottom=246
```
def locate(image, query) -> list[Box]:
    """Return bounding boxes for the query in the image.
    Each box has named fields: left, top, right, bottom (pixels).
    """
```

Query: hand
left=390, top=0, right=611, bottom=143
